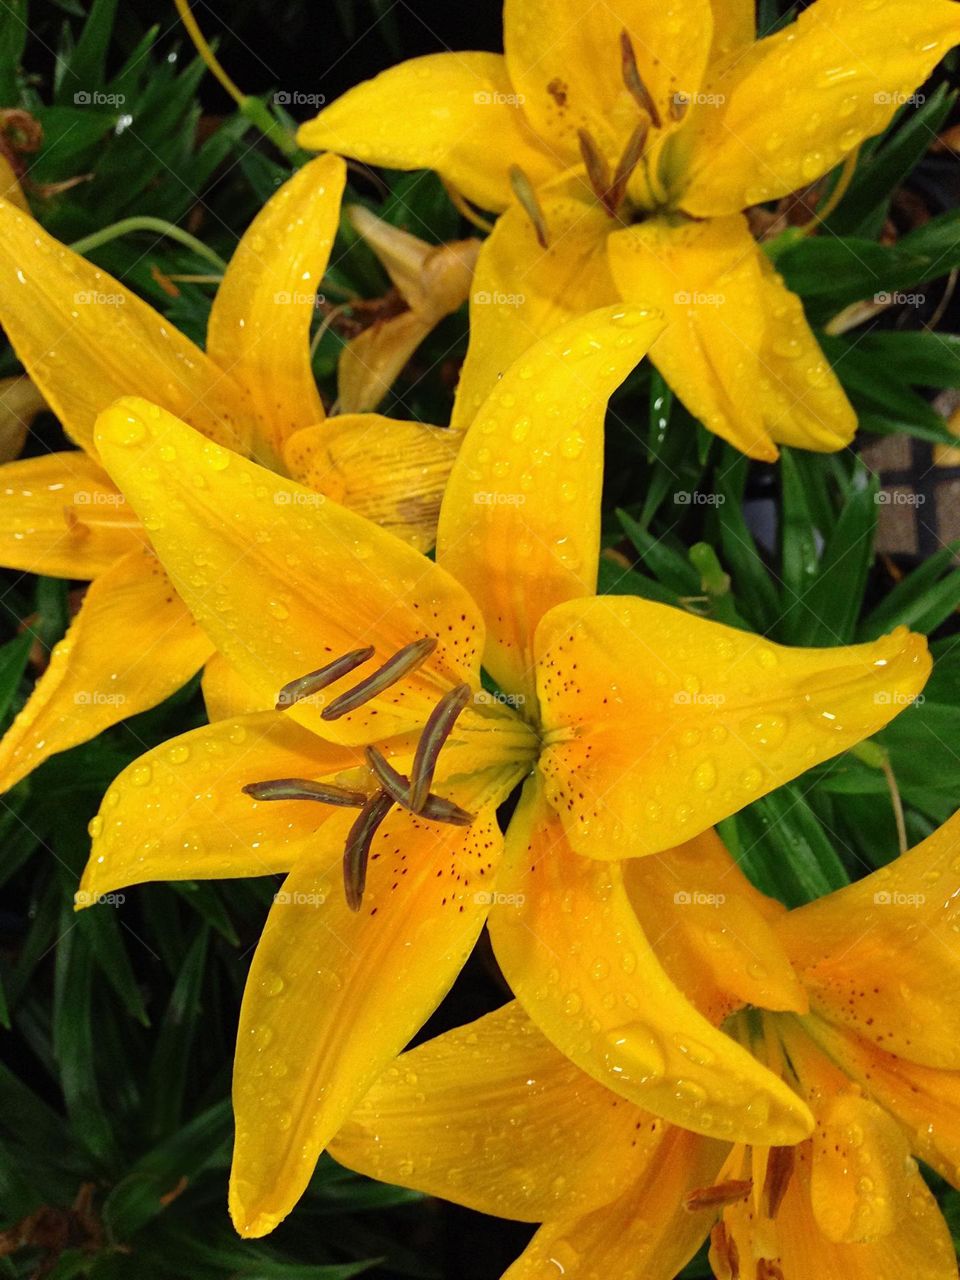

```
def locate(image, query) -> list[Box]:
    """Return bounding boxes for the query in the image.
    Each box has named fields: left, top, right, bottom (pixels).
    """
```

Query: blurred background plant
left=2, top=1, right=960, bottom=1276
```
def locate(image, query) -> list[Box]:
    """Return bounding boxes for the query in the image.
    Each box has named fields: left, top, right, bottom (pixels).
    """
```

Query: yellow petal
left=450, top=194, right=617, bottom=430
left=94, top=398, right=487, bottom=746
left=0, top=199, right=258, bottom=455
left=755, top=254, right=857, bottom=452
left=780, top=809, right=960, bottom=1069
left=333, top=1002, right=661, bottom=1221
left=0, top=375, right=46, bottom=462
left=438, top=305, right=662, bottom=702
left=625, top=828, right=808, bottom=1021
left=229, top=791, right=508, bottom=1237
left=709, top=0, right=755, bottom=65
left=201, top=653, right=274, bottom=721
left=608, top=214, right=777, bottom=460
left=337, top=311, right=436, bottom=416
left=296, top=53, right=558, bottom=212
left=678, top=0, right=960, bottom=217
left=0, top=153, right=28, bottom=212
left=535, top=595, right=930, bottom=860
left=489, top=776, right=814, bottom=1146
left=207, top=154, right=345, bottom=465
left=79, top=711, right=363, bottom=900
left=803, top=1015, right=960, bottom=1188
left=503, top=0, right=713, bottom=165
left=0, top=547, right=211, bottom=792
left=283, top=414, right=462, bottom=553
left=505, top=1127, right=727, bottom=1280
left=0, top=451, right=141, bottom=578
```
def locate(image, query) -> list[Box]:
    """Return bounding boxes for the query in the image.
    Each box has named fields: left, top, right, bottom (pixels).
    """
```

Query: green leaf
left=858, top=542, right=960, bottom=639
left=0, top=631, right=33, bottom=722
left=617, top=509, right=700, bottom=594
left=796, top=470, right=877, bottom=645
left=736, top=785, right=851, bottom=906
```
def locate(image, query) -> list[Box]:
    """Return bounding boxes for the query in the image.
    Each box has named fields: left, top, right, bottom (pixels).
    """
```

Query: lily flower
left=0, top=155, right=460, bottom=789
left=299, top=0, right=960, bottom=459
left=333, top=819, right=960, bottom=1279
left=79, top=304, right=927, bottom=1235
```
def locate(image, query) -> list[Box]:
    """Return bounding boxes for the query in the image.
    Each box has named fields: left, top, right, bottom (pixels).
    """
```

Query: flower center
left=244, top=639, right=475, bottom=911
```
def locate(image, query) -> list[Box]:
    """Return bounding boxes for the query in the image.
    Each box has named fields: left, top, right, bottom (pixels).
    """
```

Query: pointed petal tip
left=228, top=1188, right=285, bottom=1239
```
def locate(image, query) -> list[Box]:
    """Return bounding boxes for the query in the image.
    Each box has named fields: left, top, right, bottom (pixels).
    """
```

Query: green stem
left=69, top=217, right=228, bottom=271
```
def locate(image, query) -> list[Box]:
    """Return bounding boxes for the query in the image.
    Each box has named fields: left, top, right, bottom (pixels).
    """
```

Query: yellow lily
left=0, top=154, right=460, bottom=789
left=334, top=819, right=960, bottom=1280
left=78, top=303, right=927, bottom=1235
left=300, top=0, right=960, bottom=460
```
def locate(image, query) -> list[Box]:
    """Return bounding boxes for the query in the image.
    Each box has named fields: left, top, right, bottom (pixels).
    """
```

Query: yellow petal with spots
left=207, top=154, right=345, bottom=465
left=0, top=199, right=258, bottom=455
left=283, top=415, right=462, bottom=553
left=94, top=398, right=486, bottom=746
left=489, top=776, right=814, bottom=1146
left=438, top=305, right=662, bottom=703
left=0, top=451, right=141, bottom=578
left=0, top=547, right=211, bottom=792
left=678, top=0, right=960, bottom=217
left=333, top=1002, right=661, bottom=1222
left=535, top=595, right=930, bottom=860
left=297, top=53, right=558, bottom=213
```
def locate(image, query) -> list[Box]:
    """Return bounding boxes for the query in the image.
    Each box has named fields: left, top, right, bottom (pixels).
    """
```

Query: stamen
left=409, top=683, right=471, bottom=812
left=276, top=646, right=374, bottom=710
left=577, top=128, right=614, bottom=214
left=365, top=747, right=473, bottom=826
left=709, top=1222, right=740, bottom=1280
left=508, top=165, right=549, bottom=249
left=620, top=30, right=662, bottom=129
left=684, top=1179, right=752, bottom=1212
left=343, top=790, right=393, bottom=911
left=763, top=1146, right=795, bottom=1219
left=607, top=118, right=650, bottom=214
left=243, top=777, right=367, bottom=807
left=322, top=637, right=437, bottom=721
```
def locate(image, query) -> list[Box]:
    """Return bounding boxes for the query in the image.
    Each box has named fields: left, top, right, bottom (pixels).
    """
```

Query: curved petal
left=780, top=810, right=960, bottom=1070
left=438, top=305, right=662, bottom=703
left=207, top=154, right=345, bottom=465
left=0, top=548, right=212, bottom=792
left=94, top=398, right=490, bottom=747
left=337, top=311, right=436, bottom=416
left=709, top=0, right=754, bottom=66
left=489, top=776, right=814, bottom=1146
left=678, top=0, right=960, bottom=217
left=79, top=711, right=365, bottom=901
left=229, top=785, right=509, bottom=1237
left=201, top=652, right=275, bottom=721
left=0, top=451, right=141, bottom=578
left=450, top=194, right=617, bottom=430
left=625, top=828, right=808, bottom=1021
left=333, top=1002, right=660, bottom=1222
left=0, top=199, right=258, bottom=455
left=504, top=0, right=713, bottom=166
left=608, top=214, right=776, bottom=460
left=283, top=414, right=462, bottom=553
left=535, top=595, right=930, bottom=859
left=296, top=53, right=558, bottom=213
left=504, top=1128, right=724, bottom=1280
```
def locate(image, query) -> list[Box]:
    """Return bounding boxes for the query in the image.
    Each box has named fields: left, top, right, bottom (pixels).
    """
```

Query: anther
left=365, top=746, right=472, bottom=826
left=620, top=30, right=662, bottom=129
left=343, top=790, right=393, bottom=911
left=409, top=683, right=471, bottom=812
left=684, top=1179, right=752, bottom=1212
left=322, top=637, right=437, bottom=721
left=763, top=1146, right=795, bottom=1219
left=242, top=777, right=367, bottom=807
left=509, top=165, right=549, bottom=249
left=608, top=118, right=650, bottom=214
left=276, top=646, right=374, bottom=710
left=577, top=128, right=614, bottom=214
